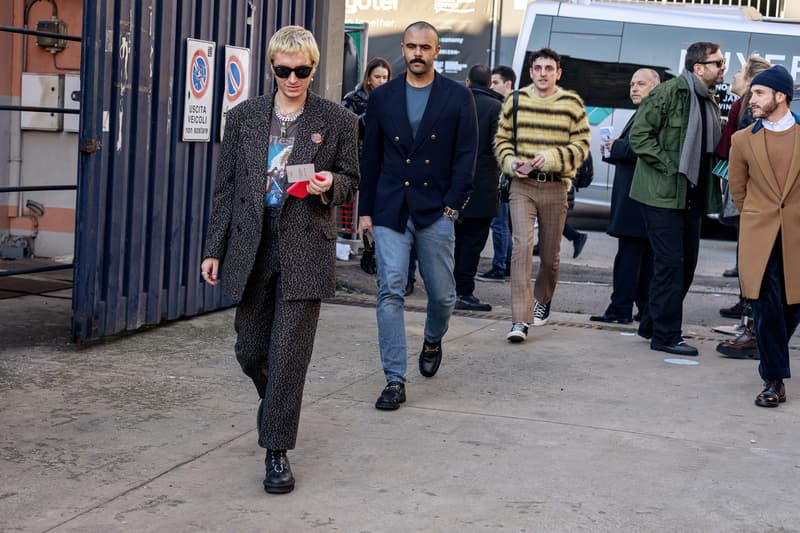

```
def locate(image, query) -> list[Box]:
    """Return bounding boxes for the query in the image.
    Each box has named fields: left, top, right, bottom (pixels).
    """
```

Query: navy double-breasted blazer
left=358, top=72, right=478, bottom=232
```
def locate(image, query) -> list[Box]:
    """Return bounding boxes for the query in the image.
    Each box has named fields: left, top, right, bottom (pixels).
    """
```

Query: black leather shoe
left=375, top=381, right=406, bottom=410
left=419, top=339, right=443, bottom=377
left=650, top=339, right=699, bottom=356
left=263, top=450, right=294, bottom=494
left=455, top=294, right=492, bottom=311
left=590, top=312, right=632, bottom=324
left=722, top=267, right=739, bottom=278
left=719, top=300, right=745, bottom=319
left=755, top=380, right=786, bottom=407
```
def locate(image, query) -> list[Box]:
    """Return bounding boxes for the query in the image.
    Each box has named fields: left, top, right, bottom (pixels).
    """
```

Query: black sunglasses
left=698, top=60, right=725, bottom=68
left=272, top=65, right=313, bottom=79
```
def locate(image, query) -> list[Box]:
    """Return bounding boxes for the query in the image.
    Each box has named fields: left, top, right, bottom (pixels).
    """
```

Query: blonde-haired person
left=715, top=54, right=771, bottom=359
left=201, top=25, right=359, bottom=494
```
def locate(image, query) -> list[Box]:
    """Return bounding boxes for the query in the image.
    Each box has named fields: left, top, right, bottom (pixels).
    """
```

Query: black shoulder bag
left=499, top=90, right=520, bottom=203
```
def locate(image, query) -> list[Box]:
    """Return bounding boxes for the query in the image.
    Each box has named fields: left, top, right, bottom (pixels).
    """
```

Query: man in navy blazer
left=358, top=21, right=478, bottom=410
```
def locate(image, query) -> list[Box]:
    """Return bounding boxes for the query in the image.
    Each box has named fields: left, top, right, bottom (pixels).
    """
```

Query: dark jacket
left=358, top=72, right=478, bottom=232
left=629, top=74, right=722, bottom=213
left=203, top=92, right=360, bottom=302
left=604, top=115, right=647, bottom=238
left=463, top=85, right=502, bottom=219
left=342, top=85, right=368, bottom=139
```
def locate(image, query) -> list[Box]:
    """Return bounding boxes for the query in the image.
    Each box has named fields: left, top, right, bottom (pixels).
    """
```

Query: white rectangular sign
left=183, top=38, right=216, bottom=142
left=220, top=45, right=251, bottom=141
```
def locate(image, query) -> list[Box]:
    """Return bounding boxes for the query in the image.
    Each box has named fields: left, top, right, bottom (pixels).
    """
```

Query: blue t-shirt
left=406, top=82, right=432, bottom=139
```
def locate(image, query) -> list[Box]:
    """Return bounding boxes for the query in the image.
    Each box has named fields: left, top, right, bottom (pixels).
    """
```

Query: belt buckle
left=535, top=172, right=548, bottom=182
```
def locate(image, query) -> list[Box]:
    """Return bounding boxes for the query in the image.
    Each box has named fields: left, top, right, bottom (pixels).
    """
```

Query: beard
left=752, top=96, right=778, bottom=119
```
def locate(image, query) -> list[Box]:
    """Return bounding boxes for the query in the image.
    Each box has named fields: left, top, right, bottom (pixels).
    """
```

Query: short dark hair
left=492, top=65, right=516, bottom=85
left=685, top=41, right=721, bottom=71
left=531, top=47, right=561, bottom=68
left=467, top=64, right=491, bottom=87
left=403, top=21, right=439, bottom=41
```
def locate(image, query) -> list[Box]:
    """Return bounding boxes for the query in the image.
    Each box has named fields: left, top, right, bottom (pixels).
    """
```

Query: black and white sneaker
left=507, top=322, right=529, bottom=342
left=533, top=301, right=551, bottom=326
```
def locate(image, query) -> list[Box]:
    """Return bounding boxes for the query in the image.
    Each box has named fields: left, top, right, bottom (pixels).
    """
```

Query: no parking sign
left=183, top=39, right=216, bottom=142
left=220, top=46, right=251, bottom=141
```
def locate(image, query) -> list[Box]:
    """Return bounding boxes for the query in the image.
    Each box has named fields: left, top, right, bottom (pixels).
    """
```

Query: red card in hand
left=287, top=181, right=309, bottom=198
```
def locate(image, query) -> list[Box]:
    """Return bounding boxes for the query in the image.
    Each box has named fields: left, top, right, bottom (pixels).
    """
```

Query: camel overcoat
left=728, top=114, right=800, bottom=304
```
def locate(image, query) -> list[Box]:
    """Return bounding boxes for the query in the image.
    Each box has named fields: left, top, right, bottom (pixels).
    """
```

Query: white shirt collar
left=762, top=109, right=795, bottom=132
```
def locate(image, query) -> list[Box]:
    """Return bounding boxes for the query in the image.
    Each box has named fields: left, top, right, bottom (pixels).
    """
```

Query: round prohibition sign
left=190, top=49, right=210, bottom=99
left=226, top=55, right=245, bottom=102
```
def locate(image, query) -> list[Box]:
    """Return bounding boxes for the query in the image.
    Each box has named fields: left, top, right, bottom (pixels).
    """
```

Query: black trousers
left=454, top=216, right=493, bottom=297
left=563, top=222, right=580, bottom=242
left=639, top=204, right=702, bottom=344
left=234, top=214, right=321, bottom=451
left=752, top=236, right=800, bottom=381
left=607, top=236, right=653, bottom=319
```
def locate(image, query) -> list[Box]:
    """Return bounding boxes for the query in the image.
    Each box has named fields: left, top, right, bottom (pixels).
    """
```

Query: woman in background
left=342, top=57, right=392, bottom=139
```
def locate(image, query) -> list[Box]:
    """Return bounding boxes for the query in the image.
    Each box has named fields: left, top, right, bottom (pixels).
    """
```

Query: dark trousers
left=639, top=204, right=701, bottom=344
left=607, top=236, right=653, bottom=319
left=563, top=222, right=580, bottom=242
left=234, top=214, right=321, bottom=451
left=752, top=236, right=800, bottom=381
left=454, top=216, right=493, bottom=297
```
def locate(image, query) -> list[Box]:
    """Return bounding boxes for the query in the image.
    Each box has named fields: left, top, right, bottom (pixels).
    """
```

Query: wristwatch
left=444, top=206, right=459, bottom=221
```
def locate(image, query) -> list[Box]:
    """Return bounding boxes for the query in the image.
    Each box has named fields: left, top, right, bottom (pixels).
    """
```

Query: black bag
left=574, top=153, right=594, bottom=190
left=360, top=230, right=377, bottom=275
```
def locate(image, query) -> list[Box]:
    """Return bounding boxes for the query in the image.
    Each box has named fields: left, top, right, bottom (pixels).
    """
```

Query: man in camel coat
left=728, top=65, right=800, bottom=408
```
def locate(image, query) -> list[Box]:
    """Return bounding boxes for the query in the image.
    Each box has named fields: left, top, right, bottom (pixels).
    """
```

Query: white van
left=512, top=0, right=800, bottom=215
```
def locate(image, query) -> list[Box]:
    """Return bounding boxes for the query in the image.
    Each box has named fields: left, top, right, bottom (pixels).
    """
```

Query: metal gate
left=73, top=0, right=316, bottom=342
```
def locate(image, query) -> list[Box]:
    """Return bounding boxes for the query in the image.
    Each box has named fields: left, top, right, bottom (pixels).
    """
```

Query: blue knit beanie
left=751, top=65, right=794, bottom=101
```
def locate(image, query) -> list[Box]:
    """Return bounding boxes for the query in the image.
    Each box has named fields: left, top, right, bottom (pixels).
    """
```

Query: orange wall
left=5, top=206, right=76, bottom=233
left=11, top=0, right=83, bottom=97
left=0, top=4, right=15, bottom=96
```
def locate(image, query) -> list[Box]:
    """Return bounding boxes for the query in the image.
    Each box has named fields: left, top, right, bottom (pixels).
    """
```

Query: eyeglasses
left=698, top=60, right=725, bottom=68
left=272, top=65, right=313, bottom=79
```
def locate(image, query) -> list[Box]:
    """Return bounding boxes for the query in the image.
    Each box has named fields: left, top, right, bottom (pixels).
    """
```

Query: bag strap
left=511, top=90, right=520, bottom=152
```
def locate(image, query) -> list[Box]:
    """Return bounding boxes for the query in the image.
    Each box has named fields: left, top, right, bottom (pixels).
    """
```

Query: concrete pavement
left=2, top=289, right=800, bottom=531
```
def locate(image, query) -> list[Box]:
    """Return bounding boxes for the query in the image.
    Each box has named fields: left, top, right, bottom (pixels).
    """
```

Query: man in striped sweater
left=494, top=48, right=590, bottom=342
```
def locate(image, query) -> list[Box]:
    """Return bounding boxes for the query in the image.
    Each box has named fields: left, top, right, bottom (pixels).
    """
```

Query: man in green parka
left=629, top=41, right=724, bottom=356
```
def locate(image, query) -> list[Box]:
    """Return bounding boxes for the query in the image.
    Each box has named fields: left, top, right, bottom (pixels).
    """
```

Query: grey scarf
left=679, top=70, right=721, bottom=186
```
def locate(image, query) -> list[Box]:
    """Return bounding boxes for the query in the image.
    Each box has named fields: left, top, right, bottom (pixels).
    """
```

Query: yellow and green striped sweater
left=494, top=86, right=591, bottom=182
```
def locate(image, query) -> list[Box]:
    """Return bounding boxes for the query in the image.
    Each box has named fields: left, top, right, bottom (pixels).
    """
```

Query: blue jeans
left=490, top=202, right=511, bottom=271
left=374, top=216, right=456, bottom=383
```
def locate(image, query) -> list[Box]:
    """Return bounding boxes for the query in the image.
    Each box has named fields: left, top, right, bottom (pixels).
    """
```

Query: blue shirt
left=406, top=82, right=432, bottom=139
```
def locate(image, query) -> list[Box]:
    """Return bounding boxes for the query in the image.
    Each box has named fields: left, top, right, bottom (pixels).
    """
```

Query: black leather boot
left=263, top=450, right=295, bottom=494
left=755, top=380, right=786, bottom=408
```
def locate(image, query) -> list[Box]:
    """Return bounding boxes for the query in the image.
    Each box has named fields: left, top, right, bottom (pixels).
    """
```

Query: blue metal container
left=73, top=0, right=316, bottom=342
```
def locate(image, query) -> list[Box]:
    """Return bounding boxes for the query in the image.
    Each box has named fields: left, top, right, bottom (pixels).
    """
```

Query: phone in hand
left=515, top=160, right=535, bottom=175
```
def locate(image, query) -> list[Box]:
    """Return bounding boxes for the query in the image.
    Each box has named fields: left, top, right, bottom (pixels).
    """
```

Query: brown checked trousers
left=509, top=178, right=569, bottom=324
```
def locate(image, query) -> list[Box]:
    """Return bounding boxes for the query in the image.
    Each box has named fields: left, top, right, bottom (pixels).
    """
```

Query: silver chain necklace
left=274, top=105, right=304, bottom=138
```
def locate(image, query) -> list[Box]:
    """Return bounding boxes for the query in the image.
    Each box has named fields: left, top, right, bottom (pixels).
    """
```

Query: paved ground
left=2, top=233, right=800, bottom=532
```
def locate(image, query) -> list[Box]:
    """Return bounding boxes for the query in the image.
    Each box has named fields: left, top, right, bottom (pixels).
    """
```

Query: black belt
left=528, top=171, right=560, bottom=182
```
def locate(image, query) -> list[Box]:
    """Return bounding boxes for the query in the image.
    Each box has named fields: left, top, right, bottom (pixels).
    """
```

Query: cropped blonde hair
left=267, top=25, right=320, bottom=67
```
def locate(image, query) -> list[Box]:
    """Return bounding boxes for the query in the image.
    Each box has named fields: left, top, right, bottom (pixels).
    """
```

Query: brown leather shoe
left=717, top=318, right=759, bottom=359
